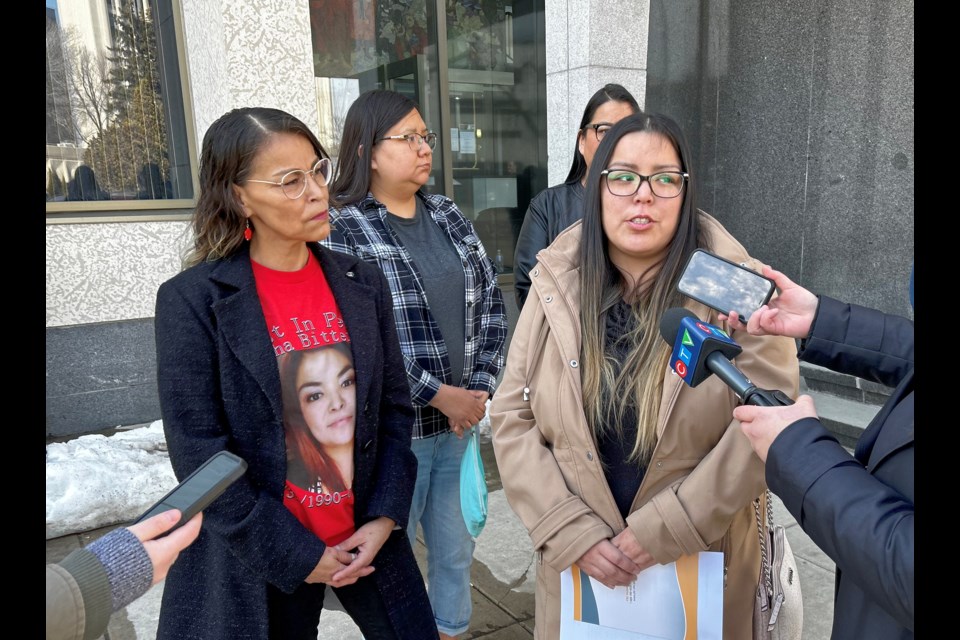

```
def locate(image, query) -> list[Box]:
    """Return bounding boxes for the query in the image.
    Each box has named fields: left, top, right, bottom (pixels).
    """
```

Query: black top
left=596, top=299, right=646, bottom=518
left=512, top=181, right=584, bottom=308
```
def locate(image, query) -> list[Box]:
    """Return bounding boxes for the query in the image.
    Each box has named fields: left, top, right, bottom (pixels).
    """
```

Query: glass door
left=310, top=0, right=445, bottom=191
left=310, top=0, right=547, bottom=277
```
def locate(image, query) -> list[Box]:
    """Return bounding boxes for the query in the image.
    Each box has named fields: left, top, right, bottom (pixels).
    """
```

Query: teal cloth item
left=460, top=427, right=488, bottom=538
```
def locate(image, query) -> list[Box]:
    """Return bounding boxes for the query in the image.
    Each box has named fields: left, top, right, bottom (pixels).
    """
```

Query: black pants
left=267, top=575, right=399, bottom=640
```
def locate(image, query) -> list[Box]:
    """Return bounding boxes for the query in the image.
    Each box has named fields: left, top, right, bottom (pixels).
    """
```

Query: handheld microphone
left=659, top=308, right=793, bottom=406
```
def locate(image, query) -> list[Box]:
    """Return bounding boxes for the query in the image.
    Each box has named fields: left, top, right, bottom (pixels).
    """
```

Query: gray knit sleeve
left=86, top=527, right=154, bottom=611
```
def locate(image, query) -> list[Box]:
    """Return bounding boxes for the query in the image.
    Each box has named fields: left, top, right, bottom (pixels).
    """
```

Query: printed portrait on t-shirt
left=250, top=251, right=357, bottom=546
left=279, top=342, right=358, bottom=546
left=281, top=342, right=356, bottom=493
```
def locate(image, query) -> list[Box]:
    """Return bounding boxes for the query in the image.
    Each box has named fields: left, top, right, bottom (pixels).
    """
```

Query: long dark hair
left=579, top=112, right=710, bottom=463
left=280, top=344, right=354, bottom=494
left=186, top=107, right=329, bottom=266
left=329, top=89, right=425, bottom=206
left=564, top=83, right=641, bottom=185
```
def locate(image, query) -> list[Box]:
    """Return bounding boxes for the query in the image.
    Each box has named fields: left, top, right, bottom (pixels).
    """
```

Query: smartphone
left=135, top=450, right=247, bottom=532
left=677, top=249, right=776, bottom=322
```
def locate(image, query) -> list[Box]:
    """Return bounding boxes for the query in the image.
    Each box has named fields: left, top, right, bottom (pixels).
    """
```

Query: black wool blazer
left=153, top=242, right=433, bottom=640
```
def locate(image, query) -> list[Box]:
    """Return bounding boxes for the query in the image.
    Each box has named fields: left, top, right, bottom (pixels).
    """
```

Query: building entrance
left=310, top=0, right=546, bottom=278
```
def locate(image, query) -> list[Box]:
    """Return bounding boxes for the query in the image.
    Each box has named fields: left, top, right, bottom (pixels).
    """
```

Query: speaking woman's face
left=601, top=131, right=684, bottom=279
left=296, top=346, right=356, bottom=449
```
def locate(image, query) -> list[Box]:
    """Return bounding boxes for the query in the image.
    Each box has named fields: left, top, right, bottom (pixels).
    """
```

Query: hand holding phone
left=719, top=264, right=819, bottom=340
left=135, top=450, right=247, bottom=533
left=676, top=250, right=776, bottom=323
left=129, top=509, right=203, bottom=584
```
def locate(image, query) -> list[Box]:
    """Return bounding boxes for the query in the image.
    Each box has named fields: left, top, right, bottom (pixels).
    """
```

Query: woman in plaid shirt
left=323, top=89, right=507, bottom=640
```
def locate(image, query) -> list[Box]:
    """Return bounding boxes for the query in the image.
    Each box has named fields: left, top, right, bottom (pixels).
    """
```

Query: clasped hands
left=430, top=384, right=488, bottom=438
left=576, top=527, right=656, bottom=589
left=305, top=516, right=395, bottom=588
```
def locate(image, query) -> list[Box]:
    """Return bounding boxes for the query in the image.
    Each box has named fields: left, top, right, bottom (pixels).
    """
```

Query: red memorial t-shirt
left=252, top=251, right=356, bottom=547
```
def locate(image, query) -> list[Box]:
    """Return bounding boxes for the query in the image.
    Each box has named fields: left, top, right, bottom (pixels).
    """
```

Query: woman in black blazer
left=726, top=265, right=914, bottom=639
left=153, top=107, right=437, bottom=640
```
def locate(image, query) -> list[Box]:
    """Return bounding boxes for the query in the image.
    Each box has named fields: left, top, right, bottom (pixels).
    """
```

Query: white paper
left=560, top=552, right=723, bottom=640
left=458, top=129, right=476, bottom=154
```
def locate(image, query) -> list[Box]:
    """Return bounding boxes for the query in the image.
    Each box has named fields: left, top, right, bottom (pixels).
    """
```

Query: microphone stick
left=659, top=307, right=793, bottom=407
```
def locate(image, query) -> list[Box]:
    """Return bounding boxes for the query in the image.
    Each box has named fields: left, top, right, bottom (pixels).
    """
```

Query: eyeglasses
left=378, top=131, right=437, bottom=151
left=246, top=158, right=331, bottom=200
left=582, top=123, right=614, bottom=141
left=600, top=169, right=689, bottom=198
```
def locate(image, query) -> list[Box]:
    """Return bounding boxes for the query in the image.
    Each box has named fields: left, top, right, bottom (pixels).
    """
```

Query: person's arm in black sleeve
left=767, top=418, right=913, bottom=630
left=799, top=295, right=914, bottom=388
left=767, top=293, right=914, bottom=630
left=512, top=192, right=550, bottom=309
left=358, top=267, right=418, bottom=526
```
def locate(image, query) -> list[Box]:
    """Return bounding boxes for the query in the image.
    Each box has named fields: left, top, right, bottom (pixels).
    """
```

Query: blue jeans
left=407, top=430, right=475, bottom=636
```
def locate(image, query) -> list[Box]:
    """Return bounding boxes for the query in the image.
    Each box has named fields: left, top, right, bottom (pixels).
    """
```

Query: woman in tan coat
left=489, top=112, right=799, bottom=639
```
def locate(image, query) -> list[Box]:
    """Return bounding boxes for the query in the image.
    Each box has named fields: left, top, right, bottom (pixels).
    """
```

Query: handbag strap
left=766, top=488, right=775, bottom=527
left=754, top=490, right=773, bottom=594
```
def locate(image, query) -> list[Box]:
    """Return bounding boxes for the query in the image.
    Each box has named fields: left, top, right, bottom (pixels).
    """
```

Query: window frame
left=45, top=0, right=198, bottom=224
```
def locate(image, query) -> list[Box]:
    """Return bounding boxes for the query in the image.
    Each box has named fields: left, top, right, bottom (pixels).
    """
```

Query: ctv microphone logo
left=669, top=317, right=740, bottom=387
left=672, top=327, right=696, bottom=378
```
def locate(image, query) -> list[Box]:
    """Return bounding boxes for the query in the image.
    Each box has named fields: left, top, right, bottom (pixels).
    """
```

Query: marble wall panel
left=644, top=0, right=913, bottom=317
left=545, top=1, right=651, bottom=186
left=46, top=221, right=191, bottom=327
left=46, top=319, right=160, bottom=437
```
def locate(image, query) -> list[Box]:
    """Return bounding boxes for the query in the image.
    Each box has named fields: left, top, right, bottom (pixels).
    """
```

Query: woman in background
left=512, top=83, right=640, bottom=308
left=324, top=88, right=507, bottom=640
left=66, top=164, right=110, bottom=201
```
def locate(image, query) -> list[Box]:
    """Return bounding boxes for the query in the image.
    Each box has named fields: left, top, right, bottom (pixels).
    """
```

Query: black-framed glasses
left=246, top=158, right=331, bottom=200
left=601, top=169, right=689, bottom=198
left=582, top=122, right=614, bottom=141
left=378, top=131, right=437, bottom=151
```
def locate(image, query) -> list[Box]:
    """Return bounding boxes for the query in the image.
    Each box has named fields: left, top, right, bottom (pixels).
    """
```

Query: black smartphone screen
left=677, top=250, right=775, bottom=321
left=135, top=450, right=247, bottom=532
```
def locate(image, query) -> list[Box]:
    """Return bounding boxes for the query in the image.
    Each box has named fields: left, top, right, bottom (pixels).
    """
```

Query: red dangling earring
left=243, top=219, right=253, bottom=241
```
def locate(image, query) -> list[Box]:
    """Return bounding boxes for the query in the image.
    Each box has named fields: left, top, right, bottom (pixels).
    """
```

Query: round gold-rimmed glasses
left=246, top=158, right=331, bottom=200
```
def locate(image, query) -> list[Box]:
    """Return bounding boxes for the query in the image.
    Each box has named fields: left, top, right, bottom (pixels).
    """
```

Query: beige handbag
left=753, top=490, right=803, bottom=640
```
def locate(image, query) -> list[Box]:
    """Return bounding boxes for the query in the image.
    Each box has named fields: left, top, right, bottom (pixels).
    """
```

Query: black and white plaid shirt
left=322, top=192, right=507, bottom=439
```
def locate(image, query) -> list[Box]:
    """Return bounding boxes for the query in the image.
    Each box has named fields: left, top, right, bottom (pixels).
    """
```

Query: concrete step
left=799, top=362, right=887, bottom=449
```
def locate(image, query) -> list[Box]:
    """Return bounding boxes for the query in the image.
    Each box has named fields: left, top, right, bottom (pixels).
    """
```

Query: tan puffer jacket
left=490, top=212, right=800, bottom=639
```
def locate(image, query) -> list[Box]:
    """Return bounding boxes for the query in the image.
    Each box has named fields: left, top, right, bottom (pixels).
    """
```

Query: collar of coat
left=529, top=210, right=767, bottom=437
